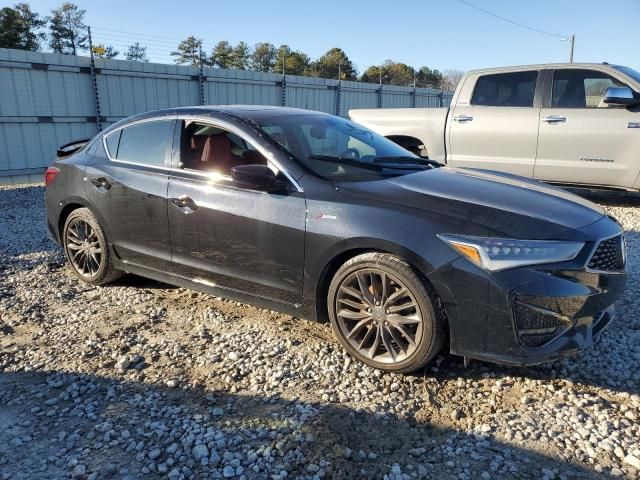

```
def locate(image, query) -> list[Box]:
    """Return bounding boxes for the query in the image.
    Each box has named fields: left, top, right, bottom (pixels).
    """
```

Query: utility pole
left=569, top=34, right=575, bottom=63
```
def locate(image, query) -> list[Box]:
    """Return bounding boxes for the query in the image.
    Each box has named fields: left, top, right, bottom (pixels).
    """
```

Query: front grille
left=512, top=301, right=573, bottom=348
left=588, top=235, right=625, bottom=272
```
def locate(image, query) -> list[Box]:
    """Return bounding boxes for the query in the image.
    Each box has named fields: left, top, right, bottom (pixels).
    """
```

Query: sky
left=23, top=0, right=640, bottom=73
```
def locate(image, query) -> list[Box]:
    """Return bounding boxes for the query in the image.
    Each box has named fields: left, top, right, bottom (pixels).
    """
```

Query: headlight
left=437, top=234, right=584, bottom=272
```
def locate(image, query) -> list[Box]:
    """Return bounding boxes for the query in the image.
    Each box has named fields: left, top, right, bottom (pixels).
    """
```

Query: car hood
left=335, top=167, right=606, bottom=239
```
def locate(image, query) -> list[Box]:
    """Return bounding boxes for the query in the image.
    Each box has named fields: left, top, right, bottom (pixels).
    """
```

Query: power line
left=458, top=0, right=568, bottom=39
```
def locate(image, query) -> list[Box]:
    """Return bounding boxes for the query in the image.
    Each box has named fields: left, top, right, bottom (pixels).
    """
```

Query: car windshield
left=613, top=65, right=640, bottom=85
left=252, top=113, right=432, bottom=181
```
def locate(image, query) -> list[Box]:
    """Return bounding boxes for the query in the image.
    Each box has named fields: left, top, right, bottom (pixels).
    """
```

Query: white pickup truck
left=350, top=63, right=640, bottom=191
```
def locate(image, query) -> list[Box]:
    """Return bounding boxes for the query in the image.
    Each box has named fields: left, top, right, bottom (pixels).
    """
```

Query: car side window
left=105, top=120, right=171, bottom=166
left=471, top=71, right=538, bottom=107
left=179, top=121, right=268, bottom=175
left=551, top=69, right=626, bottom=108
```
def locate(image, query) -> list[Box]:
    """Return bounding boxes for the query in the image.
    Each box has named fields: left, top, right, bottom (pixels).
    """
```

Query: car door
left=447, top=70, right=541, bottom=178
left=534, top=68, right=640, bottom=189
left=84, top=117, right=174, bottom=271
left=167, top=118, right=306, bottom=306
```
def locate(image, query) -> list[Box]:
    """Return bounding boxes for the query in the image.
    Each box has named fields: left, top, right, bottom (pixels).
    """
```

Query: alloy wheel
left=335, top=268, right=423, bottom=364
left=65, top=218, right=103, bottom=278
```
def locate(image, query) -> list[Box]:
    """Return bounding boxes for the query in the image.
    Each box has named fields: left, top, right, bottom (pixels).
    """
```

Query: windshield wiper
left=373, top=156, right=441, bottom=168
left=307, top=155, right=383, bottom=171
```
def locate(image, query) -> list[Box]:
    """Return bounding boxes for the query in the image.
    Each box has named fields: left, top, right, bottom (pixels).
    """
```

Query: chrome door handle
left=542, top=115, right=567, bottom=123
left=170, top=195, right=197, bottom=213
left=453, top=115, right=473, bottom=122
left=90, top=177, right=111, bottom=191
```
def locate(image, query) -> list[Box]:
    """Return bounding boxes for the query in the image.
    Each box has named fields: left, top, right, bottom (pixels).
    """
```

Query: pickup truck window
left=552, top=69, right=626, bottom=108
left=471, top=71, right=538, bottom=107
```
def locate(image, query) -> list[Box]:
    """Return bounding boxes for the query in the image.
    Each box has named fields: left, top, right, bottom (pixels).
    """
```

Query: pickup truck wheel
left=328, top=252, right=445, bottom=373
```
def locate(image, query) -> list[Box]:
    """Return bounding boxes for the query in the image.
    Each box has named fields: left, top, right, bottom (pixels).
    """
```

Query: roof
left=465, top=62, right=623, bottom=75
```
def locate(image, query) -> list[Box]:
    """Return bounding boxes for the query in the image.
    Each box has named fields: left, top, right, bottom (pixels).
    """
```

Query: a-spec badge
left=628, top=122, right=640, bottom=128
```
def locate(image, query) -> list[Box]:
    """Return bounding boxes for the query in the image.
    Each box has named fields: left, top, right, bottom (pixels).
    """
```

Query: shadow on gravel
left=0, top=370, right=605, bottom=480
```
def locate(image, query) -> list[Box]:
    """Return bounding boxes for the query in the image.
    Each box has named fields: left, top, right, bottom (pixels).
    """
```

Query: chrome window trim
left=176, top=115, right=304, bottom=193
left=102, top=116, right=175, bottom=171
left=584, top=230, right=626, bottom=275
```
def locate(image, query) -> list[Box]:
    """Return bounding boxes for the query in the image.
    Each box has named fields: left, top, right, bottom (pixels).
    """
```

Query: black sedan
left=44, top=106, right=627, bottom=372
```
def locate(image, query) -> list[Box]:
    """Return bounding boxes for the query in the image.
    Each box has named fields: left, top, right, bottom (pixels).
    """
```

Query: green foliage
left=48, top=2, right=87, bottom=55
left=210, top=40, right=234, bottom=68
left=125, top=42, right=148, bottom=62
left=0, top=3, right=46, bottom=51
left=250, top=42, right=276, bottom=72
left=231, top=41, right=250, bottom=70
left=274, top=45, right=310, bottom=76
left=171, top=36, right=205, bottom=66
left=308, top=48, right=356, bottom=80
left=415, top=66, right=443, bottom=88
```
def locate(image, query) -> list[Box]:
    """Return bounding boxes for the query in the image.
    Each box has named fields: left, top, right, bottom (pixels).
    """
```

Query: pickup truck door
left=447, top=70, right=541, bottom=178
left=534, top=68, right=640, bottom=189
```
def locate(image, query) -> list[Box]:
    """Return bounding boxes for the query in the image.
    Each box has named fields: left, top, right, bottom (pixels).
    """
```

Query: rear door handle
left=90, top=177, right=111, bottom=191
left=542, top=115, right=567, bottom=123
left=453, top=115, right=473, bottom=122
left=170, top=195, right=198, bottom=213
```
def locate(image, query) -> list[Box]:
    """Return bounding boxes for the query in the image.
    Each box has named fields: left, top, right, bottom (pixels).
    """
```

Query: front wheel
left=328, top=253, right=445, bottom=373
left=63, top=208, right=122, bottom=285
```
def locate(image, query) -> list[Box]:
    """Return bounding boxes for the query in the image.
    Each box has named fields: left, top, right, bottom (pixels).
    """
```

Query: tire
left=327, top=252, right=445, bottom=373
left=62, top=207, right=122, bottom=285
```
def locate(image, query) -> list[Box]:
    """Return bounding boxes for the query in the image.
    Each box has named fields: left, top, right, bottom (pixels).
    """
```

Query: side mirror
left=231, top=164, right=288, bottom=192
left=603, top=86, right=640, bottom=106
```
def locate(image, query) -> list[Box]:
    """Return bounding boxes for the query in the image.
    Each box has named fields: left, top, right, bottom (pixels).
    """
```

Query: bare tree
left=442, top=69, right=465, bottom=92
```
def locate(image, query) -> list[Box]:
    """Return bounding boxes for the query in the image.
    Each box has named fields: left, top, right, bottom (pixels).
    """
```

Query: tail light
left=45, top=166, right=60, bottom=187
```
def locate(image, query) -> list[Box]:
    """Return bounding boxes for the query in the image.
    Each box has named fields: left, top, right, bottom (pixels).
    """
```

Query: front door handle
left=453, top=115, right=474, bottom=122
left=90, top=177, right=111, bottom=191
left=170, top=195, right=198, bottom=213
left=542, top=115, right=567, bottom=123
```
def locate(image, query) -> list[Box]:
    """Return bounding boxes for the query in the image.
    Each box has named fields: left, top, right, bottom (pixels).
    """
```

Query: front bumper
left=429, top=219, right=627, bottom=366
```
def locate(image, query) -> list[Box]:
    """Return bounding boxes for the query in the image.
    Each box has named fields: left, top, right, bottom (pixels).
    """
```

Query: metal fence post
left=412, top=87, right=417, bottom=108
left=439, top=90, right=444, bottom=108
left=335, top=80, right=341, bottom=116
left=198, top=47, right=205, bottom=105
left=377, top=85, right=383, bottom=108
left=87, top=27, right=102, bottom=132
left=281, top=75, right=287, bottom=107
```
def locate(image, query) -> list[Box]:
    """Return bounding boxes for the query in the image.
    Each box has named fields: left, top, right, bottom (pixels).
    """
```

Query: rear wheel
left=63, top=208, right=122, bottom=285
left=328, top=252, right=445, bottom=373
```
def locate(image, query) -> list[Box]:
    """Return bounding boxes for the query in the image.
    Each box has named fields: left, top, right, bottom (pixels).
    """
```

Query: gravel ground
left=0, top=184, right=639, bottom=480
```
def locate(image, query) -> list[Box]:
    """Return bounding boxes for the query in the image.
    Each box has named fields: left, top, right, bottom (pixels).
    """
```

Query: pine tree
left=309, top=48, right=356, bottom=80
left=210, top=40, right=234, bottom=69
left=48, top=2, right=87, bottom=55
left=274, top=45, right=309, bottom=76
left=230, top=41, right=250, bottom=70
left=126, top=42, right=148, bottom=62
left=0, top=3, right=46, bottom=51
left=171, top=36, right=205, bottom=66
left=250, top=42, right=275, bottom=72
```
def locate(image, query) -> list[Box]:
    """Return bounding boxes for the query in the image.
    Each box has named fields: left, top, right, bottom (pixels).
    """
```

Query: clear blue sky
left=25, top=0, right=640, bottom=73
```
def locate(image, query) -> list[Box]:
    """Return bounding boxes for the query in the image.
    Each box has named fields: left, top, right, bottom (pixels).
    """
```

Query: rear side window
left=552, top=69, right=626, bottom=108
left=471, top=71, right=538, bottom=107
left=106, top=120, right=172, bottom=167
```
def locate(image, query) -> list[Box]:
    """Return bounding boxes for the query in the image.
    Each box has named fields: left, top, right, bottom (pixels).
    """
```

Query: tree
left=48, top=2, right=87, bottom=55
left=441, top=69, right=465, bottom=92
left=250, top=42, right=275, bottom=72
left=210, top=40, right=234, bottom=69
left=0, top=3, right=47, bottom=51
left=309, top=48, right=356, bottom=80
left=125, top=42, right=148, bottom=62
left=360, top=60, right=414, bottom=86
left=230, top=41, right=250, bottom=70
left=415, top=66, right=443, bottom=89
left=360, top=65, right=383, bottom=84
left=274, top=44, right=309, bottom=76
left=171, top=36, right=205, bottom=66
left=91, top=44, right=118, bottom=59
